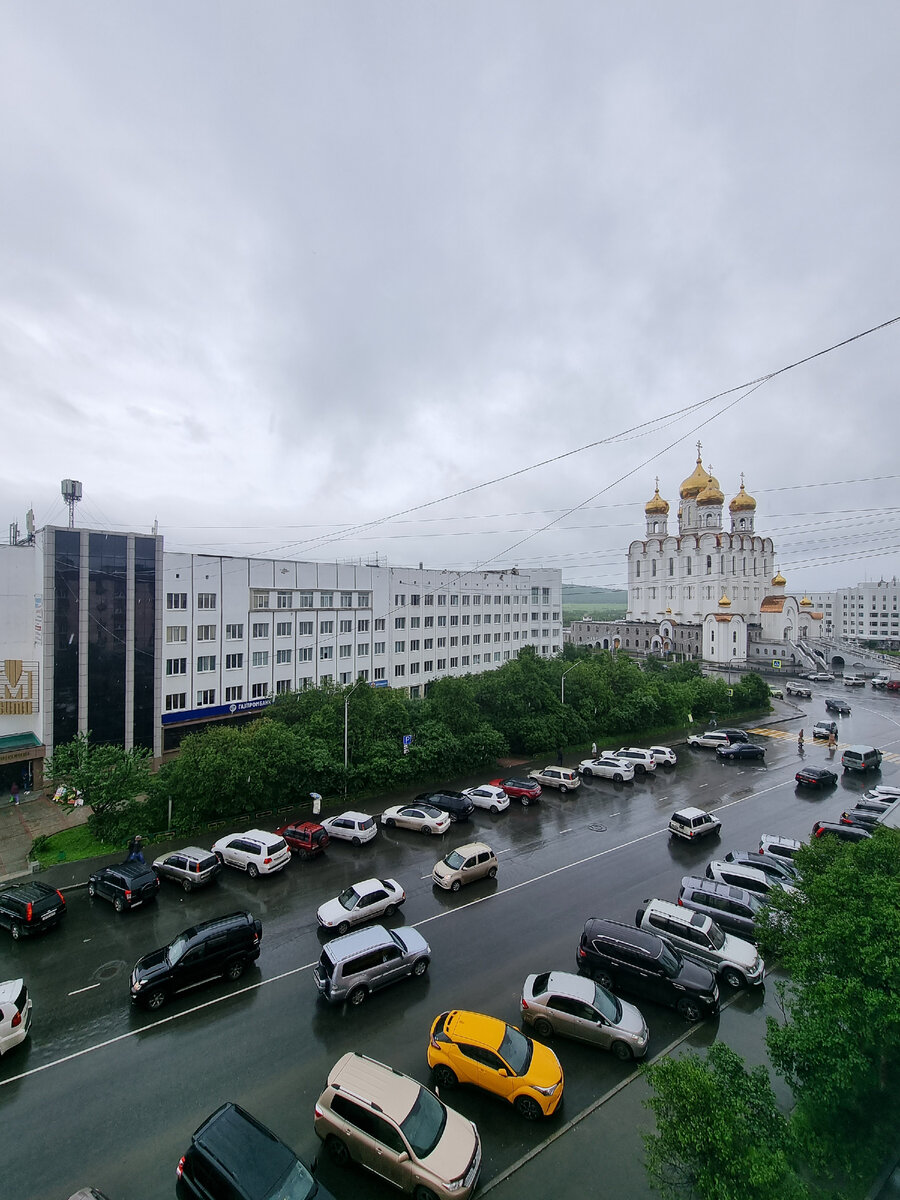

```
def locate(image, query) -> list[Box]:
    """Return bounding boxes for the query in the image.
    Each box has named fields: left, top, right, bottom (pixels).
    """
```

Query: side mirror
left=497, top=1068, right=508, bottom=1077
left=397, top=1152, right=409, bottom=1163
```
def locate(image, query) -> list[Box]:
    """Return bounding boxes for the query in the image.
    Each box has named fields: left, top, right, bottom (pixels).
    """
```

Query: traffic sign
left=772, top=659, right=782, bottom=670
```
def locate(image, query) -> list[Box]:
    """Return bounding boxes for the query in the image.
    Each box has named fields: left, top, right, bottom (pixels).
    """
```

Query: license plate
left=42, top=910, right=56, bottom=920
left=131, top=899, right=143, bottom=908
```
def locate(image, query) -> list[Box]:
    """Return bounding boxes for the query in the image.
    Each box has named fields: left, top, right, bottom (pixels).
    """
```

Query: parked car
left=635, top=898, right=764, bottom=988
left=381, top=804, right=451, bottom=835
left=668, top=807, right=721, bottom=841
left=678, top=876, right=764, bottom=942
left=152, top=847, right=220, bottom=892
left=0, top=881, right=67, bottom=940
left=463, top=784, right=510, bottom=813
left=843, top=674, right=866, bottom=687
left=758, top=833, right=802, bottom=862
left=795, top=766, right=838, bottom=788
left=614, top=747, right=658, bottom=773
left=177, top=1102, right=330, bottom=1200
left=768, top=686, right=784, bottom=699
left=88, top=861, right=159, bottom=913
left=648, top=745, right=678, bottom=767
left=841, top=745, right=883, bottom=773
left=211, top=829, right=291, bottom=877
left=316, top=878, right=405, bottom=934
left=319, top=811, right=378, bottom=845
left=723, top=850, right=798, bottom=885
left=427, top=1009, right=564, bottom=1119
left=275, top=821, right=330, bottom=858
left=131, top=911, right=262, bottom=1011
left=705, top=860, right=794, bottom=898
left=811, top=820, right=872, bottom=843
left=716, top=742, right=765, bottom=761
left=887, top=680, right=900, bottom=692
left=520, top=970, right=649, bottom=1060
left=686, top=730, right=731, bottom=749
left=576, top=918, right=719, bottom=1021
left=0, top=978, right=31, bottom=1058
left=839, top=807, right=885, bottom=828
left=432, top=842, right=498, bottom=892
left=415, top=791, right=475, bottom=822
left=527, top=766, right=581, bottom=793
left=716, top=728, right=749, bottom=743
left=866, top=785, right=900, bottom=799
left=314, top=925, right=430, bottom=1006
left=825, top=696, right=852, bottom=714
left=314, top=1052, right=481, bottom=1198
left=811, top=672, right=835, bottom=682
left=785, top=682, right=811, bottom=698
left=489, top=777, right=542, bottom=805
left=578, top=756, right=635, bottom=782
left=812, top=720, right=838, bottom=739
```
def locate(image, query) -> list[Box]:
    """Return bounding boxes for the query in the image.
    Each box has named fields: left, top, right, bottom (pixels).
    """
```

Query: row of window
left=391, top=588, right=553, bottom=606
left=168, top=589, right=558, bottom=614
left=635, top=557, right=770, bottom=579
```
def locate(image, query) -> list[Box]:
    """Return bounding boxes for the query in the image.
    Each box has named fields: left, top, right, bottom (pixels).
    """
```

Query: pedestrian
left=798, top=729, right=804, bottom=750
left=556, top=747, right=564, bottom=766
left=591, top=741, right=597, bottom=758
left=8, top=782, right=19, bottom=806
left=828, top=730, right=837, bottom=749
left=126, top=834, right=145, bottom=863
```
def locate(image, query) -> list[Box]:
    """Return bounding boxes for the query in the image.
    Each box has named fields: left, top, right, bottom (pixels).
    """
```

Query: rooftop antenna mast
left=61, top=479, right=82, bottom=529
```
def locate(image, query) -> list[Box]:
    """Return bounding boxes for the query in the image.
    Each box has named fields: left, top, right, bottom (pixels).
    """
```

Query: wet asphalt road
left=4, top=691, right=900, bottom=1200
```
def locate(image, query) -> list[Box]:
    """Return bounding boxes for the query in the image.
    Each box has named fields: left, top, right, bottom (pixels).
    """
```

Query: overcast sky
left=3, top=2, right=898, bottom=592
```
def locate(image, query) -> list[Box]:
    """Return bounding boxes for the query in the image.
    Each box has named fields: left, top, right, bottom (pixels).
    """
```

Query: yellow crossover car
left=427, top=1009, right=563, bottom=1120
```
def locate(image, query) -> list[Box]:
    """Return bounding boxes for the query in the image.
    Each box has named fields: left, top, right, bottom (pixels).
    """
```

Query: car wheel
left=677, top=997, right=703, bottom=1022
left=348, top=986, right=367, bottom=1006
left=384, top=903, right=396, bottom=917
left=521, top=797, right=530, bottom=807
left=721, top=967, right=745, bottom=990
left=611, top=1039, right=634, bottom=1061
left=385, top=818, right=396, bottom=828
left=10, top=922, right=22, bottom=941
left=113, top=896, right=125, bottom=913
left=559, top=784, right=568, bottom=794
left=88, top=882, right=96, bottom=897
left=247, top=863, right=259, bottom=879
left=450, top=880, right=461, bottom=893
left=432, top=1064, right=457, bottom=1089
left=515, top=1095, right=543, bottom=1121
left=326, top=1136, right=350, bottom=1167
left=298, top=849, right=309, bottom=861
left=351, top=836, right=362, bottom=846
left=613, top=773, right=623, bottom=783
left=412, top=957, right=429, bottom=977
left=181, top=878, right=193, bottom=893
left=337, top=920, right=351, bottom=936
left=146, top=988, right=168, bottom=1011
left=488, top=865, right=498, bottom=879
left=490, top=804, right=500, bottom=814
left=583, top=768, right=594, bottom=778
left=595, top=970, right=613, bottom=990
left=226, top=959, right=245, bottom=981
left=533, top=1017, right=553, bottom=1038
left=422, top=826, right=433, bottom=835
left=414, top=1187, right=439, bottom=1200
left=636, top=764, right=646, bottom=774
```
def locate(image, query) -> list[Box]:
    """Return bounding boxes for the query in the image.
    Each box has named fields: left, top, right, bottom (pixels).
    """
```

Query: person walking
left=126, top=834, right=145, bottom=863
left=590, top=741, right=598, bottom=758
left=828, top=730, right=837, bottom=749
left=798, top=729, right=804, bottom=751
left=8, top=781, right=19, bottom=806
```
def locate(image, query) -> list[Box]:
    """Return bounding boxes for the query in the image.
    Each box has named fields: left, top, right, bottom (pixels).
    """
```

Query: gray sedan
left=521, top=970, right=649, bottom=1060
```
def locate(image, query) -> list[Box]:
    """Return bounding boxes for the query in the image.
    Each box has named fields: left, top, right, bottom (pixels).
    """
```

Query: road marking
left=559, top=827, right=574, bottom=833
left=67, top=983, right=101, bottom=996
left=698, top=782, right=708, bottom=787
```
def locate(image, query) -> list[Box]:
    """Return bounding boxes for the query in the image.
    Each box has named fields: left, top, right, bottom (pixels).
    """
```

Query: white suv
left=211, top=829, right=291, bottom=877
left=635, top=899, right=764, bottom=988
left=0, top=978, right=31, bottom=1058
left=578, top=756, right=635, bottom=782
left=614, top=748, right=657, bottom=773
left=648, top=745, right=678, bottom=767
left=686, top=730, right=731, bottom=749
left=758, top=834, right=802, bottom=863
left=320, top=811, right=379, bottom=845
left=668, top=807, right=721, bottom=841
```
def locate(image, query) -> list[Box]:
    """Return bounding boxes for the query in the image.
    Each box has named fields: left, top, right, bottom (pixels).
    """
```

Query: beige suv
left=314, top=1052, right=481, bottom=1199
left=432, top=842, right=498, bottom=892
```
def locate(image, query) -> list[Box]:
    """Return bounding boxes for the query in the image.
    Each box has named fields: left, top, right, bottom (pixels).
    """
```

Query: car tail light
left=314, top=1104, right=323, bottom=1119
left=264, top=857, right=272, bottom=864
left=401, top=891, right=406, bottom=901
left=577, top=945, right=586, bottom=959
left=25, top=901, right=33, bottom=923
left=176, top=1156, right=185, bottom=1179
left=521, top=998, right=529, bottom=1010
left=11, top=1010, right=22, bottom=1028
left=677, top=897, right=684, bottom=905
left=56, top=889, right=65, bottom=903
left=124, top=889, right=132, bottom=900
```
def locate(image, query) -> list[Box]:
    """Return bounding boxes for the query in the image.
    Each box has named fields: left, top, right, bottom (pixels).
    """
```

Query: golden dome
left=645, top=478, right=670, bottom=516
left=729, top=474, right=757, bottom=513
left=679, top=445, right=711, bottom=500
left=800, top=595, right=812, bottom=607
left=718, top=592, right=732, bottom=607
left=697, top=468, right=725, bottom=506
left=772, top=570, right=786, bottom=586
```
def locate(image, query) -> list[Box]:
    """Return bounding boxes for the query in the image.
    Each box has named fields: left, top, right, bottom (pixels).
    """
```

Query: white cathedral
left=568, top=445, right=823, bottom=666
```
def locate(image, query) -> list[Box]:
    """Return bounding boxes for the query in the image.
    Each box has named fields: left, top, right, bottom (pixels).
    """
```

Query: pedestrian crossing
left=746, top=727, right=900, bottom=763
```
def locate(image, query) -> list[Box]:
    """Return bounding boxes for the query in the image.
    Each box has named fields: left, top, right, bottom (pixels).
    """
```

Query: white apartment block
left=810, top=580, right=900, bottom=646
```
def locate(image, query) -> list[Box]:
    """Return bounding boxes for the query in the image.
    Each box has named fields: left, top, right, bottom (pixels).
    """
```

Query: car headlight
left=132, top=978, right=144, bottom=990
left=532, top=1081, right=559, bottom=1097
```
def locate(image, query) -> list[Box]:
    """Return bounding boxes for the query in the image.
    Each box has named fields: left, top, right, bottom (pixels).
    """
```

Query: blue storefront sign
left=161, top=695, right=274, bottom=725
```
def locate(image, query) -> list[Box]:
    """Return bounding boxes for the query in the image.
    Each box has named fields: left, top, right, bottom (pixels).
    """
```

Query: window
left=196, top=655, right=216, bottom=672
left=166, top=626, right=188, bottom=643
left=275, top=679, right=290, bottom=694
left=461, top=655, right=470, bottom=665
left=252, top=622, right=269, bottom=638
left=339, top=644, right=352, bottom=658
left=319, top=592, right=333, bottom=608
left=276, top=649, right=292, bottom=664
left=298, top=647, right=313, bottom=662
left=252, top=651, right=269, bottom=667
left=299, top=591, right=313, bottom=608
left=251, top=682, right=269, bottom=699
left=197, top=593, right=216, bottom=610
left=225, top=623, right=244, bottom=640
left=410, top=616, right=420, bottom=628
left=225, top=685, right=243, bottom=702
left=320, top=673, right=333, bottom=684
left=425, top=594, right=434, bottom=605
left=410, top=639, right=420, bottom=651
left=472, top=654, right=481, bottom=664
left=165, top=693, right=187, bottom=711
left=358, top=592, right=370, bottom=607
left=450, top=614, right=459, bottom=626
left=251, top=591, right=269, bottom=610
left=166, top=658, right=187, bottom=676
left=370, top=666, right=385, bottom=681
left=424, top=659, right=433, bottom=671
left=437, top=658, right=446, bottom=669
left=196, top=688, right=216, bottom=705
left=473, top=594, right=481, bottom=606
left=395, top=616, right=406, bottom=629
left=225, top=653, right=243, bottom=670
left=375, top=618, right=386, bottom=631
left=706, top=556, right=712, bottom=575
left=357, top=619, right=369, bottom=633
left=652, top=560, right=657, bottom=577
left=437, top=636, right=446, bottom=648
left=166, top=592, right=187, bottom=609
left=341, top=591, right=353, bottom=607
left=339, top=671, right=352, bottom=684
left=450, top=594, right=459, bottom=606
left=320, top=646, right=333, bottom=660
left=437, top=594, right=447, bottom=607
left=450, top=636, right=458, bottom=646
left=450, top=657, right=458, bottom=667
left=277, top=591, right=292, bottom=609
left=472, top=614, right=481, bottom=626
left=196, top=624, right=216, bottom=641
left=410, top=593, right=420, bottom=605
left=424, top=637, right=434, bottom=649
left=276, top=621, right=292, bottom=636
left=410, top=661, right=420, bottom=674
left=425, top=615, right=434, bottom=628
left=438, top=615, right=447, bottom=627
left=374, top=641, right=386, bottom=654
left=394, top=664, right=406, bottom=677
left=394, top=640, right=406, bottom=653
left=339, top=619, right=352, bottom=633
left=394, top=594, right=406, bottom=606
left=357, top=642, right=369, bottom=656
left=298, top=621, right=313, bottom=636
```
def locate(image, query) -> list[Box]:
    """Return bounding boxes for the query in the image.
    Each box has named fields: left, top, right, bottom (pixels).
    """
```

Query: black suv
left=88, top=861, right=159, bottom=913
left=576, top=917, right=719, bottom=1021
left=415, top=790, right=475, bottom=823
left=176, top=1101, right=331, bottom=1200
left=131, top=910, right=263, bottom=1010
left=0, top=881, right=67, bottom=940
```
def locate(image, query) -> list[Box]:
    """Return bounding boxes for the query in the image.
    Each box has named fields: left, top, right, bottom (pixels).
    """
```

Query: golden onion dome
left=718, top=592, right=732, bottom=607
left=800, top=595, right=812, bottom=607
left=645, top=479, right=670, bottom=516
left=679, top=446, right=711, bottom=500
left=729, top=474, right=757, bottom=513
left=772, top=569, right=786, bottom=586
left=697, top=469, right=725, bottom=506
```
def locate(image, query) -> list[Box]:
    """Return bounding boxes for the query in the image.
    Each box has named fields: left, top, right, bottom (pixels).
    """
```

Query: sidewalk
left=0, top=790, right=90, bottom=884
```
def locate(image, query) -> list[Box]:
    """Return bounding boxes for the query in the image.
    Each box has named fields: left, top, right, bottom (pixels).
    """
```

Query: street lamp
left=343, top=679, right=366, bottom=791
left=560, top=662, right=583, bottom=705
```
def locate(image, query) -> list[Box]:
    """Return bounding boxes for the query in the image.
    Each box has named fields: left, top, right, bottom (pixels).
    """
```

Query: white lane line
left=698, top=782, right=708, bottom=788
left=559, top=828, right=574, bottom=834
left=67, top=983, right=101, bottom=996
left=2, top=773, right=796, bottom=1089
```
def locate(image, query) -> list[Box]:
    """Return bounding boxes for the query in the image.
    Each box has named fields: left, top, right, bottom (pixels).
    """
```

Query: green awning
left=0, top=732, right=43, bottom=752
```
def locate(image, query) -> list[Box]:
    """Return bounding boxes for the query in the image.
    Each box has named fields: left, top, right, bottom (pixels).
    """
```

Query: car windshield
left=337, top=887, right=360, bottom=910
left=264, top=1159, right=316, bottom=1200
left=708, top=923, right=726, bottom=950
left=499, top=1023, right=533, bottom=1075
left=593, top=982, right=622, bottom=1023
left=443, top=851, right=466, bottom=870
left=359, top=818, right=375, bottom=830
left=400, top=1086, right=447, bottom=1159
left=658, top=942, right=682, bottom=976
left=167, top=934, right=190, bottom=964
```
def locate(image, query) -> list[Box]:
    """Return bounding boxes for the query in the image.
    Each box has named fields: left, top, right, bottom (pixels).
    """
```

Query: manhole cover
left=94, top=960, right=127, bottom=983
left=589, top=823, right=608, bottom=833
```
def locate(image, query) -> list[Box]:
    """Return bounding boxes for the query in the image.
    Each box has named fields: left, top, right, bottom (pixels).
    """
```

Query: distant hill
left=562, top=585, right=627, bottom=605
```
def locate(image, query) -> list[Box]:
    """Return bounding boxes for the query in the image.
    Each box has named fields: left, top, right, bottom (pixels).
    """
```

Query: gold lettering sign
left=1, top=659, right=39, bottom=715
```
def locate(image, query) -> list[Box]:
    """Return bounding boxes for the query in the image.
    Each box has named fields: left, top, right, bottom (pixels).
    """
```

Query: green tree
left=44, top=732, right=152, bottom=842
left=643, top=1043, right=808, bottom=1200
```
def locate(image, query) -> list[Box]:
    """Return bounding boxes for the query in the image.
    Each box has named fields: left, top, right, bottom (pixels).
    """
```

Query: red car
left=275, top=821, right=330, bottom=859
left=489, top=777, right=542, bottom=805
left=887, top=680, right=900, bottom=692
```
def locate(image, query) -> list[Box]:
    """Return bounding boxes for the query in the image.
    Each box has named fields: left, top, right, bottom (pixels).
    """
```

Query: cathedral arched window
left=636, top=562, right=641, bottom=578
left=686, top=559, right=692, bottom=575
left=705, top=556, right=712, bottom=575
left=668, top=558, right=674, bottom=576
left=739, top=518, right=746, bottom=529
left=651, top=560, right=657, bottom=577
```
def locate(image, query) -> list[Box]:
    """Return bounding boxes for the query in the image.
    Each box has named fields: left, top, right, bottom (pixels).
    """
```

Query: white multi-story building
left=810, top=580, right=900, bottom=647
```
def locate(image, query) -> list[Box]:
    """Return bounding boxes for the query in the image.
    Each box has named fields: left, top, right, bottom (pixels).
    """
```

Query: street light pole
left=560, top=663, right=580, bottom=706
left=343, top=679, right=365, bottom=792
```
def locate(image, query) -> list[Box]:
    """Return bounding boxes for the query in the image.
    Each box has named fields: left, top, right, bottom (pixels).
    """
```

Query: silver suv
left=314, top=1052, right=482, bottom=1199
left=668, top=807, right=721, bottom=841
left=314, top=924, right=430, bottom=1006
left=635, top=898, right=764, bottom=988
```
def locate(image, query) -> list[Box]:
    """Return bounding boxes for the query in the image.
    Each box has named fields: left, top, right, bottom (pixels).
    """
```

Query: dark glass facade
left=133, top=537, right=157, bottom=750
left=87, top=533, right=127, bottom=744
left=53, top=530, right=81, bottom=748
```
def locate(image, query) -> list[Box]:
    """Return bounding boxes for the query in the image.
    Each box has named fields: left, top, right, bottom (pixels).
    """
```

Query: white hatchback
left=320, top=811, right=379, bottom=845
left=463, top=784, right=510, bottom=813
left=211, top=828, right=291, bottom=877
left=0, top=979, right=32, bottom=1058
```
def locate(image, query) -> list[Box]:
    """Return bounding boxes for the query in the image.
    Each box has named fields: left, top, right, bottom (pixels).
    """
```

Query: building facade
left=809, top=580, right=900, bottom=647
